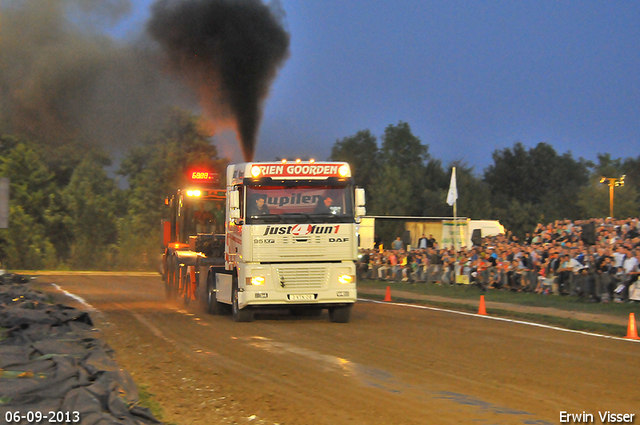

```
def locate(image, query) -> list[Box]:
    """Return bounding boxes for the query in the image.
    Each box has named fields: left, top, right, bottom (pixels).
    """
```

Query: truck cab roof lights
left=251, top=165, right=262, bottom=178
left=338, top=165, right=350, bottom=177
left=186, top=189, right=202, bottom=197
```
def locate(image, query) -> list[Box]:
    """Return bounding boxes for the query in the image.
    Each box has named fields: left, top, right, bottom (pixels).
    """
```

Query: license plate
left=289, top=294, right=314, bottom=301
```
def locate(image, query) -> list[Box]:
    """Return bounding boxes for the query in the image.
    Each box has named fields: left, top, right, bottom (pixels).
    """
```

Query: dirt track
left=37, top=274, right=640, bottom=425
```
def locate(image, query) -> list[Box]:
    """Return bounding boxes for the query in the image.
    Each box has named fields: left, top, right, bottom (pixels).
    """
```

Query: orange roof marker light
left=251, top=165, right=262, bottom=178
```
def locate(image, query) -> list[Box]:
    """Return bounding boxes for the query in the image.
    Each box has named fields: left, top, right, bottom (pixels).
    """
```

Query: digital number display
left=190, top=171, right=216, bottom=181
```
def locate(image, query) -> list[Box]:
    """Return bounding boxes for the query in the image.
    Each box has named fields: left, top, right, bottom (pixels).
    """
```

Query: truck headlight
left=338, top=274, right=354, bottom=285
left=247, top=276, right=265, bottom=286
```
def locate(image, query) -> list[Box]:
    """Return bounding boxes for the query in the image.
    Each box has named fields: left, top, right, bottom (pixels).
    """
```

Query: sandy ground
left=34, top=274, right=640, bottom=425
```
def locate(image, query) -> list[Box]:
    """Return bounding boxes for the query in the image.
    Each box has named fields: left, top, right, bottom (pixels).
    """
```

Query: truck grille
left=276, top=266, right=329, bottom=290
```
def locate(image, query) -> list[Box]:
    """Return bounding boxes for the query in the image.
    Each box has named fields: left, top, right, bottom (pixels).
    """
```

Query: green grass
left=358, top=278, right=640, bottom=317
left=137, top=383, right=177, bottom=425
left=360, top=291, right=630, bottom=337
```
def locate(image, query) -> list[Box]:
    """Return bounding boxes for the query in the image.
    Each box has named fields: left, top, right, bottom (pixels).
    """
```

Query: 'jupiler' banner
left=248, top=187, right=345, bottom=214
left=441, top=220, right=467, bottom=250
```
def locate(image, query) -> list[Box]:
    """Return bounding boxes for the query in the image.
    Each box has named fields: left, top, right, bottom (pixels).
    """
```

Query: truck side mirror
left=355, top=188, right=366, bottom=207
left=355, top=188, right=366, bottom=218
left=229, top=189, right=240, bottom=219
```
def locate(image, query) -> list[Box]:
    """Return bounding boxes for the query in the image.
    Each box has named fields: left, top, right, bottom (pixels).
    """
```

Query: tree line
left=0, top=109, right=223, bottom=270
left=1, top=112, right=638, bottom=270
left=330, top=122, right=640, bottom=245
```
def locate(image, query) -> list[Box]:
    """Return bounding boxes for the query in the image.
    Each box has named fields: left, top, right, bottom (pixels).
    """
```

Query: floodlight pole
left=600, top=175, right=625, bottom=218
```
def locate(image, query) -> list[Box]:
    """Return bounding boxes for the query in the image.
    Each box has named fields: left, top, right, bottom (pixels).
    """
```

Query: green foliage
left=484, top=142, right=590, bottom=225
left=330, top=129, right=379, bottom=191
left=622, top=156, right=640, bottom=194
left=377, top=122, right=429, bottom=216
left=492, top=199, right=540, bottom=240
left=577, top=180, right=639, bottom=219
left=577, top=154, right=639, bottom=219
left=380, top=122, right=429, bottom=169
left=369, top=163, right=414, bottom=215
left=1, top=204, right=57, bottom=269
left=0, top=108, right=228, bottom=270
left=0, top=141, right=59, bottom=269
left=63, top=152, right=119, bottom=269
left=0, top=142, right=55, bottom=223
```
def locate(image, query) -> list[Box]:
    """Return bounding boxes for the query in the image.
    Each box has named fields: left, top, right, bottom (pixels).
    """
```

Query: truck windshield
left=184, top=199, right=226, bottom=235
left=246, top=185, right=354, bottom=224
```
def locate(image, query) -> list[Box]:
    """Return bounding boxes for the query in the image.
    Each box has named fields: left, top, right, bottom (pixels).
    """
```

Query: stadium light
left=599, top=175, right=625, bottom=218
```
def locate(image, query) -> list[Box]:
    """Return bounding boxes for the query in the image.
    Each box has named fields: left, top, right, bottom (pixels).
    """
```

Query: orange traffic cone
left=478, top=295, right=487, bottom=315
left=384, top=286, right=392, bottom=302
left=625, top=313, right=639, bottom=340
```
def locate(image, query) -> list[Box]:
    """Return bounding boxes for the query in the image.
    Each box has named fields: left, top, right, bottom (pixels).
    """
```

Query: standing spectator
left=388, top=251, right=399, bottom=279
left=374, top=234, right=382, bottom=250
left=392, top=236, right=403, bottom=251
left=418, top=234, right=428, bottom=250
left=597, top=255, right=615, bottom=302
left=427, top=234, right=437, bottom=248
left=520, top=250, right=535, bottom=291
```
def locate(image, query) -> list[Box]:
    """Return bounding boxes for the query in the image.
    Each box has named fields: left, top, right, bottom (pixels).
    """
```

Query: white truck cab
left=211, top=160, right=365, bottom=322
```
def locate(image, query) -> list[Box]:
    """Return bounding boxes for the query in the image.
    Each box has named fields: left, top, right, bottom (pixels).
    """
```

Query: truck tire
left=165, top=259, right=177, bottom=300
left=328, top=304, right=353, bottom=323
left=206, top=273, right=228, bottom=315
left=232, top=277, right=254, bottom=322
left=183, top=271, right=191, bottom=306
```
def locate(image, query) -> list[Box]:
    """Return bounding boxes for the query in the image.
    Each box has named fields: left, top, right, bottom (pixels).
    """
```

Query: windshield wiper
left=278, top=212, right=318, bottom=223
left=248, top=214, right=285, bottom=223
left=307, top=213, right=354, bottom=223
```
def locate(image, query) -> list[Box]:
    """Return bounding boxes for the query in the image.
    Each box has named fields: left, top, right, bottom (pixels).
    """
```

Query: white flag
left=446, top=167, right=458, bottom=206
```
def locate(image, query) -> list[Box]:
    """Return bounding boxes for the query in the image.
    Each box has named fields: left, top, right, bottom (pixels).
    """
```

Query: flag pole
left=446, top=166, right=458, bottom=250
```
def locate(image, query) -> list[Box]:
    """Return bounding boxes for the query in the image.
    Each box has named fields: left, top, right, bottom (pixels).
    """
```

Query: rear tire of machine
left=183, top=270, right=191, bottom=306
left=232, top=276, right=254, bottom=322
left=166, top=259, right=179, bottom=300
left=165, top=262, right=175, bottom=300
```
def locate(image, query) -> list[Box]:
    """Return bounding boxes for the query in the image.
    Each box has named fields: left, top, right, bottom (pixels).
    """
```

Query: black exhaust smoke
left=147, top=0, right=290, bottom=162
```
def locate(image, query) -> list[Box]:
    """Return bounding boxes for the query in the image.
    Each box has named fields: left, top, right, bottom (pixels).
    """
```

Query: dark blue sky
left=122, top=0, right=639, bottom=171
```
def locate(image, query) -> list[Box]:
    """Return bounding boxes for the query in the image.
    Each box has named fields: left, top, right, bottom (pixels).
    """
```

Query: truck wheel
left=172, top=259, right=182, bottom=299
left=165, top=260, right=177, bottom=300
left=206, top=273, right=228, bottom=315
left=183, top=271, right=191, bottom=306
left=328, top=304, right=353, bottom=323
left=232, top=278, right=254, bottom=322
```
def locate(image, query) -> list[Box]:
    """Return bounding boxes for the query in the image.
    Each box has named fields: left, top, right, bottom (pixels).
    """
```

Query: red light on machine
left=190, top=170, right=217, bottom=181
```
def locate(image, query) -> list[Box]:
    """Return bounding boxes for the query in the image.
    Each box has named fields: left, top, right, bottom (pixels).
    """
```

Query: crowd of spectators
left=357, top=218, right=640, bottom=303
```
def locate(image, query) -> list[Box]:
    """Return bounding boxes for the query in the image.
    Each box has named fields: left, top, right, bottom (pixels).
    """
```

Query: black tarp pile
left=0, top=275, right=162, bottom=424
